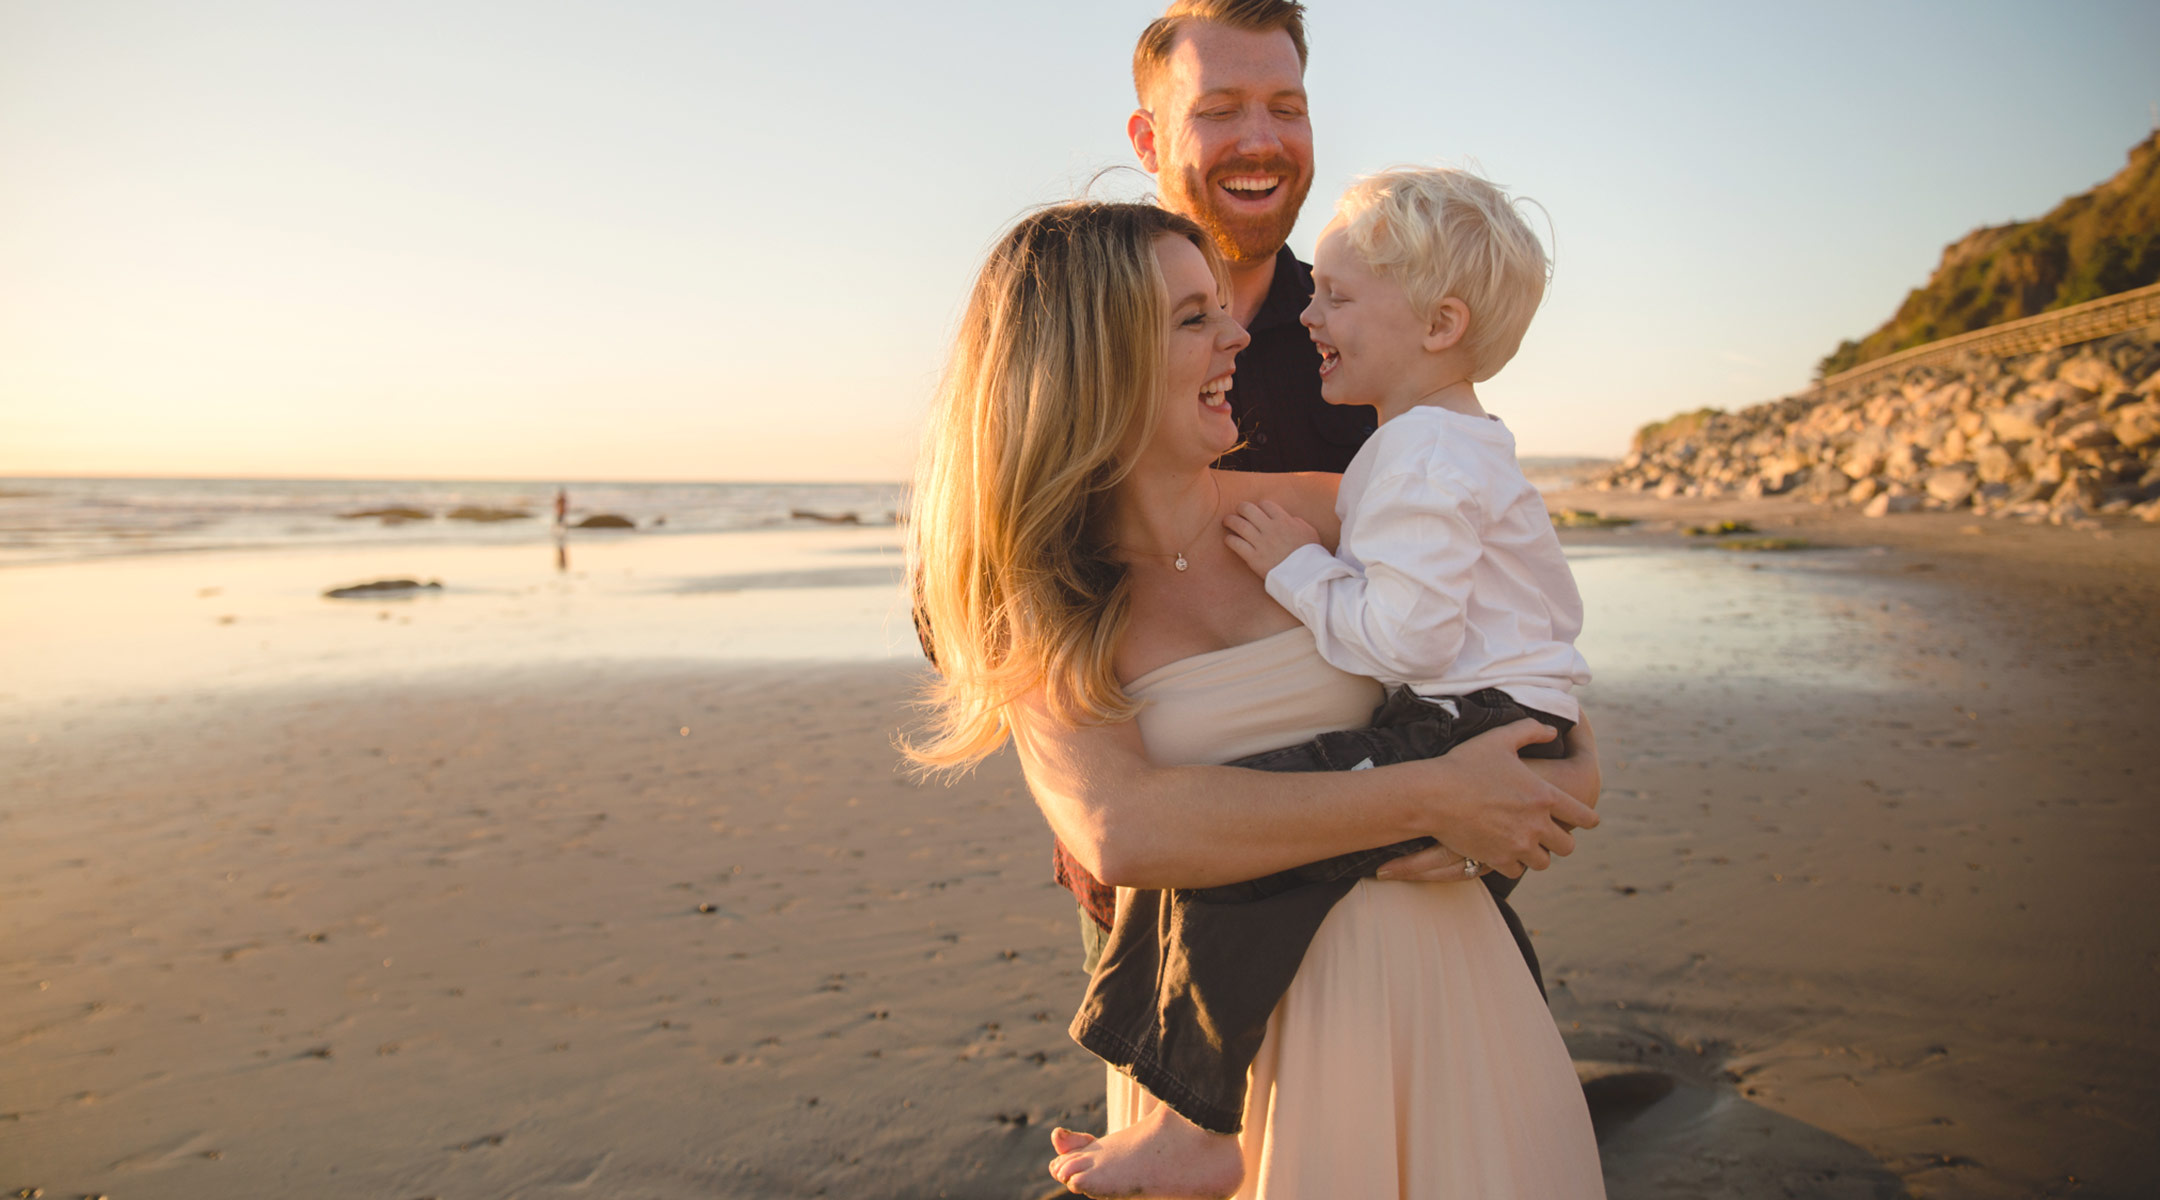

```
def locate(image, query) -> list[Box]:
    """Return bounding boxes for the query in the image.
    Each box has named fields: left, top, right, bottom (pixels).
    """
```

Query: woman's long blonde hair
left=905, top=202, right=1221, bottom=771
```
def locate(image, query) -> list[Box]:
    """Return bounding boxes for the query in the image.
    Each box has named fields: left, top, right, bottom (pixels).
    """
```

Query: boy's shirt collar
left=1390, top=403, right=1515, bottom=444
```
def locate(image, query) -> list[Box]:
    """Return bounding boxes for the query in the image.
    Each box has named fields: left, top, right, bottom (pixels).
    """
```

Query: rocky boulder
left=1923, top=465, right=1977, bottom=505
left=1864, top=492, right=1923, bottom=517
left=2112, top=401, right=2160, bottom=449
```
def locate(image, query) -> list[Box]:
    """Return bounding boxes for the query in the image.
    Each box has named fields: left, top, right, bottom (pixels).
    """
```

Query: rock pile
left=1598, top=329, right=2160, bottom=526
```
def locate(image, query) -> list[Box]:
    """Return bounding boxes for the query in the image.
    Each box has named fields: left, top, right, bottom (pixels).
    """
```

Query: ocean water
left=0, top=477, right=905, bottom=567
left=0, top=462, right=1607, bottom=568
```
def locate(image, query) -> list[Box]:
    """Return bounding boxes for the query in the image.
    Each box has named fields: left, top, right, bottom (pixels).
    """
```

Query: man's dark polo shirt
left=1216, top=245, right=1376, bottom=474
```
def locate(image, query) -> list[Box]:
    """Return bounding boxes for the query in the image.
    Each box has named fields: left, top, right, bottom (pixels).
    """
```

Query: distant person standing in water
left=552, top=487, right=570, bottom=571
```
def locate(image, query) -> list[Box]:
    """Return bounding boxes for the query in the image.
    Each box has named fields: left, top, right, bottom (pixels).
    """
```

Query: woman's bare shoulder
left=1215, top=468, right=1340, bottom=535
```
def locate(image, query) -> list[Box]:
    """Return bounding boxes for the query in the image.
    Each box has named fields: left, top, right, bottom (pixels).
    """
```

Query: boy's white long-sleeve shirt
left=1263, top=405, right=1590, bottom=721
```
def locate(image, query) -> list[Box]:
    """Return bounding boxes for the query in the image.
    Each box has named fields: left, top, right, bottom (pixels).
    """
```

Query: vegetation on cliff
left=1817, top=132, right=2160, bottom=379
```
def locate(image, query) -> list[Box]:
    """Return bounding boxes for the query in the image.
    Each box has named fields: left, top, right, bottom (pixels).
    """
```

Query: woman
left=908, top=202, right=1605, bottom=1198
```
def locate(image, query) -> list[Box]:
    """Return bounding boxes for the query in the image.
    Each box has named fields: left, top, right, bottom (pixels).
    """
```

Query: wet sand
left=3, top=508, right=2157, bottom=1197
left=1544, top=490, right=2160, bottom=1200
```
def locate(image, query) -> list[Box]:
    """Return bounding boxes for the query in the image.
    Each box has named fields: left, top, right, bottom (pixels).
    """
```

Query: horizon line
left=0, top=471, right=915, bottom=487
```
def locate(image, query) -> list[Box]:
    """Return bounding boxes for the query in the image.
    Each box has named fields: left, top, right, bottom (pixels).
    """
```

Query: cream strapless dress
left=1112, top=626, right=1605, bottom=1199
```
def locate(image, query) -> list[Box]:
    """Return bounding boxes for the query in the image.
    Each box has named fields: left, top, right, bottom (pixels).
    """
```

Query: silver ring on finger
left=1461, top=857, right=1480, bottom=877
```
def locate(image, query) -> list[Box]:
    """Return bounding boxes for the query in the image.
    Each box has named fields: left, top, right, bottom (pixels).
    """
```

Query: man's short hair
left=1132, top=0, right=1309, bottom=106
left=1337, top=167, right=1550, bottom=382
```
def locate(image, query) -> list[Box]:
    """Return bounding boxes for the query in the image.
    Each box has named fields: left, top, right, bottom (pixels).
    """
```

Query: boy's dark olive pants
left=1068, top=686, right=1571, bottom=1135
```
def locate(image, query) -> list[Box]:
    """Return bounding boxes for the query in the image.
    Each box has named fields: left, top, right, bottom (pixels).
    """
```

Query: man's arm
left=1011, top=696, right=1597, bottom=891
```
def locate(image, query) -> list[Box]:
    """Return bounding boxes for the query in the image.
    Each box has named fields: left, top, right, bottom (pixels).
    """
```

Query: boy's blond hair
left=1336, top=166, right=1549, bottom=382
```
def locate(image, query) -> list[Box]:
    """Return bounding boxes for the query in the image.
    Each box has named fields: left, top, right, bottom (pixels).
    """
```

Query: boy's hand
left=1224, top=500, right=1321, bottom=577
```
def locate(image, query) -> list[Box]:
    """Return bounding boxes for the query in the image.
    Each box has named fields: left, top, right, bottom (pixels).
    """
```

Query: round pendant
left=1174, top=552, right=1189, bottom=572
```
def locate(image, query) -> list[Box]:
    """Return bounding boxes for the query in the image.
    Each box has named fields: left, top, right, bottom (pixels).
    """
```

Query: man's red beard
left=1165, top=157, right=1312, bottom=268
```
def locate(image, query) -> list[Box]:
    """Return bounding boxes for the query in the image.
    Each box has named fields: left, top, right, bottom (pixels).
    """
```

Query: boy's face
left=1301, top=219, right=1435, bottom=411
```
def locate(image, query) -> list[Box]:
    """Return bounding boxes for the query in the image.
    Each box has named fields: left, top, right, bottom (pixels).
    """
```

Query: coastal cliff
left=1818, top=131, right=2160, bottom=378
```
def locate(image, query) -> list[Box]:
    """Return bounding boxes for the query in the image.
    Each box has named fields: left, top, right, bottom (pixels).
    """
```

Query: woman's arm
left=1012, top=698, right=1599, bottom=890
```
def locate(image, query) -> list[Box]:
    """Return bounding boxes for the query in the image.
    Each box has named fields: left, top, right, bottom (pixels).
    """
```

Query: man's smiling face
left=1133, top=21, right=1313, bottom=269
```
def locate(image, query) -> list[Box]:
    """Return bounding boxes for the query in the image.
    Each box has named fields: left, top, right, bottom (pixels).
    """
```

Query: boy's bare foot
left=1046, top=1104, right=1243, bottom=1199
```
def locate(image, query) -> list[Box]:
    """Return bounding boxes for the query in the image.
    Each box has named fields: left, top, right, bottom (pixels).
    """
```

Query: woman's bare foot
left=1046, top=1103, right=1243, bottom=1199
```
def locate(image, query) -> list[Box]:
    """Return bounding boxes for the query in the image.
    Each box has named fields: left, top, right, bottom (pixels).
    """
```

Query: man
left=1047, top=0, right=1556, bottom=993
left=1128, top=0, right=1375, bottom=474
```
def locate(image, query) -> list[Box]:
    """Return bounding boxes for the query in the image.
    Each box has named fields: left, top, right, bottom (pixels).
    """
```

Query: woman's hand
left=1378, top=718, right=1599, bottom=880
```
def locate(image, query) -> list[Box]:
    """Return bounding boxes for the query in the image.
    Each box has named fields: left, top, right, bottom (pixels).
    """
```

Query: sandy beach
left=4, top=504, right=2158, bottom=1198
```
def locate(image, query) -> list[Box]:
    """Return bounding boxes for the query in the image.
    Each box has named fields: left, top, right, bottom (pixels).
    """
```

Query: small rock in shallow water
left=324, top=579, right=442, bottom=599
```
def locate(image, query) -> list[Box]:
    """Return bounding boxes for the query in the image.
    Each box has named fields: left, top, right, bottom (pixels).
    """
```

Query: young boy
left=1050, top=167, right=1591, bottom=1197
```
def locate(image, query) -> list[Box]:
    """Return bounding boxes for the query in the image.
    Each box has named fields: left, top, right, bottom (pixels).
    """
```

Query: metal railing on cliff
left=1817, top=279, right=2160, bottom=396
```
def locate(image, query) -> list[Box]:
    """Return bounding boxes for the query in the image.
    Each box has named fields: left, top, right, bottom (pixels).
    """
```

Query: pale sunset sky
left=3, top=1, right=2155, bottom=482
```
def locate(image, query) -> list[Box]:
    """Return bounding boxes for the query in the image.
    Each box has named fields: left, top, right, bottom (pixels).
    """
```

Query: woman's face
left=1140, top=234, right=1249, bottom=467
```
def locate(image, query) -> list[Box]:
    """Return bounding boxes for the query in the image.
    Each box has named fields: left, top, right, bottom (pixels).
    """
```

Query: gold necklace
left=1119, top=474, right=1221, bottom=573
